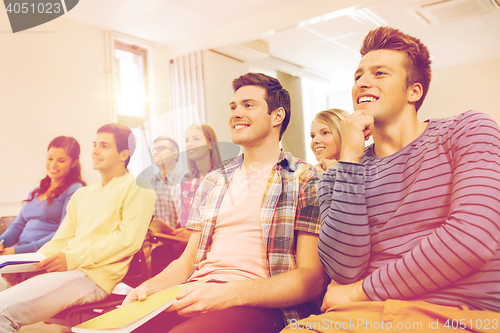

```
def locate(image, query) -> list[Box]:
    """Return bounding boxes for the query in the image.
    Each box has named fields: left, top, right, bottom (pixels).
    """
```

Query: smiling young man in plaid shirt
left=124, top=72, right=328, bottom=333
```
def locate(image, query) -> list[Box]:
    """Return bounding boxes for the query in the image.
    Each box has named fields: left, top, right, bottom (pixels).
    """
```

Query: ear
left=119, top=149, right=130, bottom=163
left=408, top=82, right=423, bottom=104
left=71, top=159, right=79, bottom=169
left=272, top=107, right=285, bottom=128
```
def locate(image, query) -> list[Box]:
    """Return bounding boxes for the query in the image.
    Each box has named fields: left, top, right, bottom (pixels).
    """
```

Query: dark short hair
left=97, top=123, right=136, bottom=168
left=153, top=136, right=179, bottom=153
left=232, top=72, right=291, bottom=139
left=360, top=27, right=432, bottom=111
left=153, top=136, right=179, bottom=163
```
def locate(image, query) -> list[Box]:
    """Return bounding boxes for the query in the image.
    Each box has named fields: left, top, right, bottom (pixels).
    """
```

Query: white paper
left=0, top=253, right=45, bottom=273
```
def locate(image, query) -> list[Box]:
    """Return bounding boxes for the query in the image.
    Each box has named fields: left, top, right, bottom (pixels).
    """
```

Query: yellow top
left=38, top=172, right=156, bottom=294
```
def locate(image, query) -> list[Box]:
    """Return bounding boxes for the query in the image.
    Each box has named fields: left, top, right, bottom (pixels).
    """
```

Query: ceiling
left=64, top=0, right=500, bottom=92
left=63, top=0, right=311, bottom=46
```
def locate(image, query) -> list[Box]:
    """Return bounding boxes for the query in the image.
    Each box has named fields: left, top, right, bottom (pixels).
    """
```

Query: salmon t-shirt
left=189, top=162, right=274, bottom=282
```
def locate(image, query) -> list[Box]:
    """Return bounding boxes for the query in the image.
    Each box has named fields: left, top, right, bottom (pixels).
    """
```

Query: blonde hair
left=312, top=109, right=349, bottom=152
left=186, top=123, right=222, bottom=177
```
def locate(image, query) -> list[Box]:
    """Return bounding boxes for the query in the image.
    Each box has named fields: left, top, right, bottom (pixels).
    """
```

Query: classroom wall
left=278, top=72, right=307, bottom=161
left=419, top=58, right=500, bottom=125
left=0, top=16, right=171, bottom=217
left=2, top=11, right=499, bottom=218
left=203, top=50, right=250, bottom=144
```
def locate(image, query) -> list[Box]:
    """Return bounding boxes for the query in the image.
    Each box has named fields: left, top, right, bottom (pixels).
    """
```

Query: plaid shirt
left=186, top=150, right=321, bottom=324
left=150, top=169, right=182, bottom=228
left=178, top=173, right=203, bottom=227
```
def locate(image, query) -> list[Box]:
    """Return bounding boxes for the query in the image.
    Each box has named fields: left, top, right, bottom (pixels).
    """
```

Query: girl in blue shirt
left=0, top=136, right=86, bottom=255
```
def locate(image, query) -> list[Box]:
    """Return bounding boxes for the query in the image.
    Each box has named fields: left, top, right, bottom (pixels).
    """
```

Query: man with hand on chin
left=124, top=72, right=328, bottom=333
left=0, top=123, right=156, bottom=332
left=281, top=27, right=500, bottom=332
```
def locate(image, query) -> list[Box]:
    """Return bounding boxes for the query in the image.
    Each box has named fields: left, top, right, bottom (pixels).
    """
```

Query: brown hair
left=25, top=136, right=86, bottom=205
left=360, top=26, right=432, bottom=111
left=97, top=123, right=136, bottom=168
left=232, top=72, right=291, bottom=139
left=187, top=123, right=222, bottom=178
left=312, top=109, right=349, bottom=151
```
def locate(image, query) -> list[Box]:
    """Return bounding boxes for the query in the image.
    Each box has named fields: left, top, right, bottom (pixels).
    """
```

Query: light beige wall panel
left=419, top=59, right=500, bottom=125
left=203, top=50, right=249, bottom=145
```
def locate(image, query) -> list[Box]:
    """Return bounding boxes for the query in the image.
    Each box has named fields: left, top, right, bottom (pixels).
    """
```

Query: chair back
left=122, top=247, right=149, bottom=288
left=0, top=216, right=16, bottom=235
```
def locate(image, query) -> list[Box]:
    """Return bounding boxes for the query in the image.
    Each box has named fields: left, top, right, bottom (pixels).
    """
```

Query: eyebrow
left=229, top=98, right=258, bottom=106
left=355, top=65, right=391, bottom=75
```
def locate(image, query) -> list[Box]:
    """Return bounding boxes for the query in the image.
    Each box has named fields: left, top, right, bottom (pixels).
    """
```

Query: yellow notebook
left=72, top=280, right=206, bottom=333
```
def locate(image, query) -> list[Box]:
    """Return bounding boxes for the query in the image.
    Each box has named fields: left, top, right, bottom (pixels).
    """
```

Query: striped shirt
left=318, top=111, right=500, bottom=312
left=186, top=150, right=322, bottom=323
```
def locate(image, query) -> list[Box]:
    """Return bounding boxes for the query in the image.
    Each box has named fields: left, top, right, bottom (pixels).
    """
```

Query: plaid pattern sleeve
left=185, top=152, right=321, bottom=324
left=150, top=171, right=182, bottom=228
left=295, top=166, right=321, bottom=234
left=186, top=155, right=242, bottom=273
left=179, top=173, right=203, bottom=228
left=263, top=151, right=322, bottom=324
left=184, top=175, right=209, bottom=232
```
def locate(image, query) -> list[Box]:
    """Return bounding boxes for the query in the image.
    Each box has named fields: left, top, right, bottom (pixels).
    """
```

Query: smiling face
left=46, top=147, right=76, bottom=184
left=185, top=126, right=210, bottom=162
left=229, top=85, right=276, bottom=147
left=310, top=120, right=339, bottom=161
left=92, top=132, right=127, bottom=172
left=152, top=139, right=179, bottom=169
left=352, top=49, right=417, bottom=123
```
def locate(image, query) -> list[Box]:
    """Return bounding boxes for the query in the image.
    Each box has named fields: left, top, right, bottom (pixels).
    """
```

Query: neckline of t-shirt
left=367, top=118, right=434, bottom=161
left=238, top=162, right=275, bottom=179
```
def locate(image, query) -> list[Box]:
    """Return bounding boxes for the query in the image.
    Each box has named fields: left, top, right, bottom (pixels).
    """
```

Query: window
left=107, top=34, right=155, bottom=176
left=114, top=40, right=149, bottom=128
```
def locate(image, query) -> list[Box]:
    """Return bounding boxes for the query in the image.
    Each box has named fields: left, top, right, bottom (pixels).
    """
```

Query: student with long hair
left=0, top=124, right=156, bottom=331
left=310, top=109, right=349, bottom=172
left=0, top=136, right=85, bottom=256
left=178, top=123, right=222, bottom=227
left=149, top=123, right=222, bottom=276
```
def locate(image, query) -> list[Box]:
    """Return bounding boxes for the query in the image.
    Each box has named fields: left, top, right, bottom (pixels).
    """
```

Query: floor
left=18, top=322, right=69, bottom=333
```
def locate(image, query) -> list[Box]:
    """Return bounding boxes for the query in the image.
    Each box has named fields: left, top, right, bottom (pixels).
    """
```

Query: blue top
left=0, top=182, right=82, bottom=253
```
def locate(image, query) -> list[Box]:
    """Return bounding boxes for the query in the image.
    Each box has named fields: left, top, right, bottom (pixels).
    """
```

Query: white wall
left=419, top=59, right=500, bottom=125
left=203, top=50, right=250, bottom=144
left=2, top=9, right=499, bottom=218
left=278, top=72, right=307, bottom=161
left=0, top=15, right=171, bottom=216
